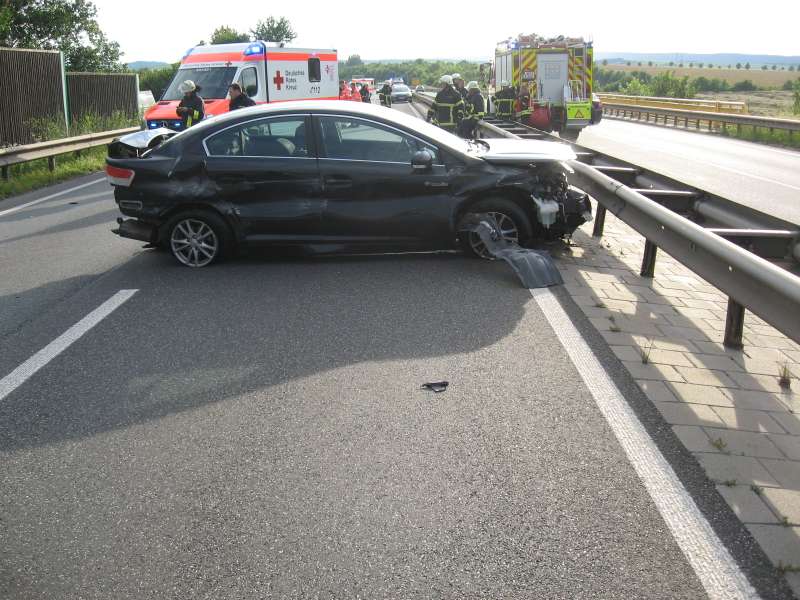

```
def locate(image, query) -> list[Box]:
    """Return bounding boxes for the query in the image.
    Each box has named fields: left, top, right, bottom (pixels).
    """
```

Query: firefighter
left=176, top=80, right=204, bottom=128
left=516, top=83, right=532, bottom=120
left=452, top=73, right=468, bottom=104
left=459, top=81, right=485, bottom=139
left=426, top=74, right=464, bottom=134
left=492, top=80, right=515, bottom=121
left=359, top=83, right=371, bottom=103
left=378, top=80, right=392, bottom=107
left=228, top=83, right=255, bottom=110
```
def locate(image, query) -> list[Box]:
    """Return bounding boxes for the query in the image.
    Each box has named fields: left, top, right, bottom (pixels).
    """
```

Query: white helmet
left=466, top=81, right=479, bottom=90
left=500, top=80, right=510, bottom=87
left=439, top=74, right=453, bottom=85
left=452, top=73, right=462, bottom=81
left=178, top=80, right=196, bottom=94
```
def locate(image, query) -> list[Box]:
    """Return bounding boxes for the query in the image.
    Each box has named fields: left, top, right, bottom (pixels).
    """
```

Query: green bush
left=25, top=111, right=140, bottom=144
left=137, top=63, right=180, bottom=100
left=731, top=80, right=757, bottom=92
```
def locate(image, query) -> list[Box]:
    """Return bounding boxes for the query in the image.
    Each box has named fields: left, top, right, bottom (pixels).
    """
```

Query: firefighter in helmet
left=426, top=74, right=464, bottom=133
left=452, top=73, right=468, bottom=104
left=459, top=81, right=485, bottom=139
left=492, top=80, right=515, bottom=121
left=378, top=80, right=392, bottom=107
left=176, top=80, right=204, bottom=128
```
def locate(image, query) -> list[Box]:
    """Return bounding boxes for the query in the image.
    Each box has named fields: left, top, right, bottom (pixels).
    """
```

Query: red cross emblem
left=273, top=70, right=284, bottom=90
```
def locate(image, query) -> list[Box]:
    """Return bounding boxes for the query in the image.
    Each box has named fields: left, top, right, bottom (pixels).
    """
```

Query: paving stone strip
left=552, top=211, right=800, bottom=596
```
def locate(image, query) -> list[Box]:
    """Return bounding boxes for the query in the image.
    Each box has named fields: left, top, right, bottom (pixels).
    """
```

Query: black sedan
left=106, top=101, right=591, bottom=267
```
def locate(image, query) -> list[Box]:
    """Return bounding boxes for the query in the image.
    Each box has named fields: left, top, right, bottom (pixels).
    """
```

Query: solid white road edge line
left=0, top=177, right=106, bottom=219
left=0, top=289, right=138, bottom=403
left=530, top=287, right=760, bottom=600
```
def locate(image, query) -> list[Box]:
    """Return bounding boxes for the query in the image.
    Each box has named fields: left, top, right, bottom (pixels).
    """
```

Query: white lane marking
left=586, top=127, right=800, bottom=193
left=0, top=289, right=138, bottom=402
left=0, top=177, right=106, bottom=219
left=531, top=287, right=760, bottom=600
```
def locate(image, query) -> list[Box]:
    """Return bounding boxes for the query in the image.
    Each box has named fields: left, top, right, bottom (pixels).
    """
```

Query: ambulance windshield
left=162, top=67, right=238, bottom=101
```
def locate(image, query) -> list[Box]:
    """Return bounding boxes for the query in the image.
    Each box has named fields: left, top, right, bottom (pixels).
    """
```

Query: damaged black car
left=106, top=101, right=591, bottom=267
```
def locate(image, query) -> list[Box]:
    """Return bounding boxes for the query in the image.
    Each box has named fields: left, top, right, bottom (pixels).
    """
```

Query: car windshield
left=162, top=67, right=238, bottom=101
left=392, top=85, right=410, bottom=92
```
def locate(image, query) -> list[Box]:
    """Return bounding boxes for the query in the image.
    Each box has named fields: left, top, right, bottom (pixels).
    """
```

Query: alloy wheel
left=468, top=211, right=519, bottom=259
left=170, top=218, right=218, bottom=267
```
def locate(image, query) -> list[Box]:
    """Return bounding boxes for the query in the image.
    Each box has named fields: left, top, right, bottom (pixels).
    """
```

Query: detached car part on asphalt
left=106, top=101, right=592, bottom=267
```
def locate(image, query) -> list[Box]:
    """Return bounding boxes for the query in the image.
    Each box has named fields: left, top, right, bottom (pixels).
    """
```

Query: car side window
left=318, top=116, right=440, bottom=164
left=205, top=117, right=309, bottom=158
left=239, top=67, right=258, bottom=97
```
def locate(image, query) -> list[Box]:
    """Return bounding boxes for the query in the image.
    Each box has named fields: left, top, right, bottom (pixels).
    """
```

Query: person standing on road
left=359, top=83, right=371, bottom=103
left=452, top=73, right=468, bottom=105
left=378, top=80, right=392, bottom=107
left=176, top=80, right=204, bottom=128
left=459, top=81, right=485, bottom=139
left=350, top=82, right=362, bottom=102
left=426, top=74, right=464, bottom=133
left=228, top=83, right=255, bottom=111
left=492, top=80, right=516, bottom=121
left=339, top=80, right=352, bottom=100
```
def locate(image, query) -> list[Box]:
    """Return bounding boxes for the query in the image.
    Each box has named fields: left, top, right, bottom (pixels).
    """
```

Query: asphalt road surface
left=0, top=133, right=789, bottom=598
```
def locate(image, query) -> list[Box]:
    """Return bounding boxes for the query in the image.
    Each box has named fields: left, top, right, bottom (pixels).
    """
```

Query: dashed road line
left=0, top=289, right=138, bottom=402
left=531, top=287, right=760, bottom=600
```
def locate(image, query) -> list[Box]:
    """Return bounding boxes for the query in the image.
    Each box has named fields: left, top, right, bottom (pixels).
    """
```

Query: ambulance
left=144, top=42, right=339, bottom=131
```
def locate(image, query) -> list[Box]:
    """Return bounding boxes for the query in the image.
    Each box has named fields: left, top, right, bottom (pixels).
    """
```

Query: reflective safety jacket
left=177, top=92, right=204, bottom=127
left=464, top=91, right=485, bottom=120
left=349, top=86, right=362, bottom=101
left=378, top=84, right=392, bottom=106
left=493, top=87, right=516, bottom=119
left=427, top=85, right=464, bottom=131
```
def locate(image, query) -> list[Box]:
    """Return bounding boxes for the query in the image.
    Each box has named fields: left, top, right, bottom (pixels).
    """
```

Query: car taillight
left=106, top=165, right=135, bottom=187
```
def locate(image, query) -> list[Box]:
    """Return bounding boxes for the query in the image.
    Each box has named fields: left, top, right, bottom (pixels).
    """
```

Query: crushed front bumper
left=113, top=218, right=157, bottom=243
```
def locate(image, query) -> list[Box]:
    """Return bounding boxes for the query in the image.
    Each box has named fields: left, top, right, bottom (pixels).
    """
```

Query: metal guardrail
left=597, top=93, right=747, bottom=114
left=0, top=126, right=140, bottom=180
left=411, top=91, right=800, bottom=344
left=602, top=103, right=800, bottom=137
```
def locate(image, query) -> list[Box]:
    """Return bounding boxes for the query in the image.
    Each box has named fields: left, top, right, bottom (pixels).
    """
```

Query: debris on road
left=459, top=214, right=564, bottom=288
left=421, top=381, right=449, bottom=393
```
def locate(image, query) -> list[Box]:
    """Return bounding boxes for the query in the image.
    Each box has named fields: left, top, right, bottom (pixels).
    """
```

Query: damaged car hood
left=479, top=139, right=576, bottom=164
left=116, top=128, right=177, bottom=149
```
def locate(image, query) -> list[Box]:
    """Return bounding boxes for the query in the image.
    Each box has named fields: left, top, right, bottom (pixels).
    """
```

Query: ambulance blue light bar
left=244, top=43, right=265, bottom=56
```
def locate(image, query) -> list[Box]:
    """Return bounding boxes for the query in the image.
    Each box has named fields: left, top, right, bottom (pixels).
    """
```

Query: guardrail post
left=592, top=204, right=606, bottom=237
left=640, top=240, right=658, bottom=277
left=47, top=156, right=56, bottom=172
left=724, top=298, right=745, bottom=349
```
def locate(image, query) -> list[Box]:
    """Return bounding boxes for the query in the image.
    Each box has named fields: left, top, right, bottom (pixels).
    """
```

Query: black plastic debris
left=421, top=381, right=449, bottom=393
left=459, top=214, right=564, bottom=289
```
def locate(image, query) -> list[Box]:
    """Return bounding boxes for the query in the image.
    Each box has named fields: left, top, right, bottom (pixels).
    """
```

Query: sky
left=92, top=0, right=800, bottom=63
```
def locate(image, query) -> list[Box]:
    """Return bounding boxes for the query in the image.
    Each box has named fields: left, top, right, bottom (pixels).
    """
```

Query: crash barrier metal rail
left=0, top=126, right=140, bottom=181
left=411, top=91, right=800, bottom=344
left=597, top=93, right=748, bottom=114
left=602, top=103, right=800, bottom=138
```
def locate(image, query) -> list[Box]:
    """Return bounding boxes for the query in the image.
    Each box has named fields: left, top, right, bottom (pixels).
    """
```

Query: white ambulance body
left=145, top=42, right=339, bottom=130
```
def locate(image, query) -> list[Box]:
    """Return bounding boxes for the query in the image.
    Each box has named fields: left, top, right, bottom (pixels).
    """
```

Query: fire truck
left=493, top=34, right=601, bottom=138
left=145, top=42, right=339, bottom=131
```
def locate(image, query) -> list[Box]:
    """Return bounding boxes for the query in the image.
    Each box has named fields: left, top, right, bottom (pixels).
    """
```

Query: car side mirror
left=411, top=150, right=433, bottom=172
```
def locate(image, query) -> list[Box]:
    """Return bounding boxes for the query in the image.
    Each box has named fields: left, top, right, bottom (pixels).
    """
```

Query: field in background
left=602, top=64, right=795, bottom=88
left=696, top=91, right=796, bottom=118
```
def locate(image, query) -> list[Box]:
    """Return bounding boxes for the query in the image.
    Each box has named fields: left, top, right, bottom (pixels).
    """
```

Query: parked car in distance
left=390, top=84, right=412, bottom=103
left=107, top=100, right=591, bottom=267
left=415, top=85, right=425, bottom=93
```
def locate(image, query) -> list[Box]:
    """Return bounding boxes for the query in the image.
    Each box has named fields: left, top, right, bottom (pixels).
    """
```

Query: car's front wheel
left=458, top=198, right=532, bottom=259
left=166, top=211, right=230, bottom=267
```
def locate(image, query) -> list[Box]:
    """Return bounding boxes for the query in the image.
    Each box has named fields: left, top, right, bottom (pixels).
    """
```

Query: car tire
left=458, top=197, right=533, bottom=259
left=165, top=210, right=231, bottom=268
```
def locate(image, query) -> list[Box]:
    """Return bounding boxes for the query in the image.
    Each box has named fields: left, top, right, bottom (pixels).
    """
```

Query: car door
left=203, top=114, right=323, bottom=243
left=314, top=114, right=454, bottom=246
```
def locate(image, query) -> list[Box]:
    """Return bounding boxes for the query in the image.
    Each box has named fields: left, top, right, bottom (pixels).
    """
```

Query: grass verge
left=0, top=147, right=106, bottom=201
left=718, top=123, right=800, bottom=149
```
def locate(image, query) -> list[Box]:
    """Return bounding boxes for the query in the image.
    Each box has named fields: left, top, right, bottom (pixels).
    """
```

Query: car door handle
left=323, top=175, right=352, bottom=190
left=424, top=181, right=449, bottom=188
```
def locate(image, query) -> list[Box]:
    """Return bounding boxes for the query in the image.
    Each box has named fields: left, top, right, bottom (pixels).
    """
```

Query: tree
left=648, top=61, right=653, bottom=66
left=346, top=54, right=363, bottom=66
left=210, top=26, right=250, bottom=44
left=601, top=59, right=607, bottom=66
left=771, top=65, right=777, bottom=70
left=793, top=79, right=800, bottom=116
left=698, top=62, right=704, bottom=68
left=668, top=61, right=674, bottom=66
left=251, top=16, right=296, bottom=43
left=790, top=65, right=796, bottom=72
left=0, top=0, right=122, bottom=71
left=736, top=63, right=742, bottom=69
left=689, top=62, right=694, bottom=68
left=745, top=62, right=751, bottom=69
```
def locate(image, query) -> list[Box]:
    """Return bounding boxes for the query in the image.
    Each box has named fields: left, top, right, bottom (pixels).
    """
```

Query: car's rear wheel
left=166, top=211, right=230, bottom=267
left=459, top=198, right=532, bottom=259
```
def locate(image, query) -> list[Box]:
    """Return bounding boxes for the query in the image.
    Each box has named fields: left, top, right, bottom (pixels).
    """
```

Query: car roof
left=180, top=100, right=472, bottom=155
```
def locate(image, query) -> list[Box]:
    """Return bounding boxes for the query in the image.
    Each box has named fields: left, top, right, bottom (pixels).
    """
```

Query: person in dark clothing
left=378, top=81, right=392, bottom=107
left=492, top=80, right=516, bottom=120
left=176, top=80, right=204, bottom=128
left=459, top=81, right=485, bottom=139
left=359, top=83, right=371, bottom=103
left=228, top=83, right=256, bottom=110
left=426, top=74, right=464, bottom=133
left=452, top=73, right=468, bottom=104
